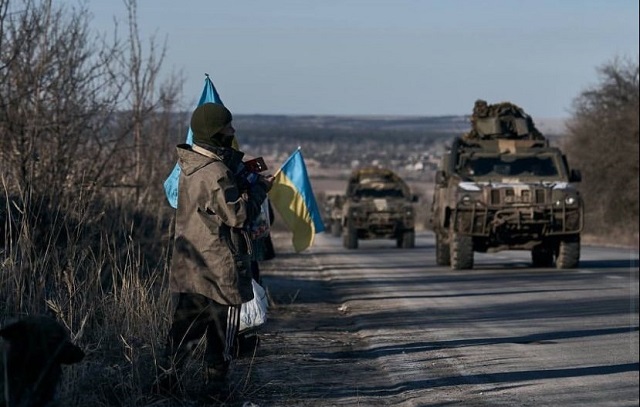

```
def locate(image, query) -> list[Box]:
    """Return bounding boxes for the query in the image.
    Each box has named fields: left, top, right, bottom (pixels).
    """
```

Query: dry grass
left=0, top=179, right=316, bottom=406
left=0, top=184, right=238, bottom=406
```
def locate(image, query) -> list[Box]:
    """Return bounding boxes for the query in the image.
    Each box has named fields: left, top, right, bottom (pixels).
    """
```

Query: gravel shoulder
left=229, top=233, right=376, bottom=406
left=228, top=233, right=466, bottom=407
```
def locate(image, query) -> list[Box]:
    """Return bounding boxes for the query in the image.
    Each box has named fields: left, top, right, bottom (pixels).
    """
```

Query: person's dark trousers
left=250, top=260, right=261, bottom=285
left=165, top=292, right=240, bottom=374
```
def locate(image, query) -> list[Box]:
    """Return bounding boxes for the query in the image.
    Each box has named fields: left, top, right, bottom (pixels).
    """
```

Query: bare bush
left=564, top=57, right=639, bottom=242
left=0, top=0, right=125, bottom=197
left=0, top=1, right=182, bottom=404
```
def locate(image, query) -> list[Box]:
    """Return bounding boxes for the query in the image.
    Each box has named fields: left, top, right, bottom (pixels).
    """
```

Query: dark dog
left=1, top=315, right=85, bottom=407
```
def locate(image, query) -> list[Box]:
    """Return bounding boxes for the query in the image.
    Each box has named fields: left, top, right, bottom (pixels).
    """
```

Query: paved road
left=236, top=232, right=639, bottom=406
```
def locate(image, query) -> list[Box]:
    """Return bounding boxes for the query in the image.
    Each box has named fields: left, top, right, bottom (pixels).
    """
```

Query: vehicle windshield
left=458, top=155, right=562, bottom=180
left=355, top=187, right=405, bottom=198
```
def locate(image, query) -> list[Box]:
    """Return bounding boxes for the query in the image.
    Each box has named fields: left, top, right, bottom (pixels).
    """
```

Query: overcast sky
left=85, top=0, right=638, bottom=118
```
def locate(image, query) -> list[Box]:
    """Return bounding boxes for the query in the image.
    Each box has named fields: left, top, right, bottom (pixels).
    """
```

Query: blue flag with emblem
left=268, top=148, right=325, bottom=252
left=163, top=74, right=224, bottom=208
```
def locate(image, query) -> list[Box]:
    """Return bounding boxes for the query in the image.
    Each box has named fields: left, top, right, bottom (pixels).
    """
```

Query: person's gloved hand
left=260, top=174, right=275, bottom=192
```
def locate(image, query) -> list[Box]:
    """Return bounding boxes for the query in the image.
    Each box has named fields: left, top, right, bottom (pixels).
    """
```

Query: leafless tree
left=565, top=57, right=639, bottom=238
left=112, top=0, right=183, bottom=207
left=0, top=0, right=183, bottom=207
left=0, top=0, right=126, bottom=201
left=0, top=0, right=183, bottom=299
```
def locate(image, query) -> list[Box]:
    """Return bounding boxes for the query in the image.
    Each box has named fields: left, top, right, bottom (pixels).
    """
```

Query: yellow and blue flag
left=269, top=148, right=325, bottom=252
left=163, top=74, right=224, bottom=208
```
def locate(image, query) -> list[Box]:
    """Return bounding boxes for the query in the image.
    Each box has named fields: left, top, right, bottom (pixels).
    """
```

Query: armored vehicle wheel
left=331, top=221, right=342, bottom=237
left=400, top=230, right=415, bottom=249
left=556, top=237, right=580, bottom=269
left=435, top=232, right=451, bottom=266
left=343, top=225, right=358, bottom=249
left=450, top=230, right=473, bottom=270
left=531, top=244, right=554, bottom=267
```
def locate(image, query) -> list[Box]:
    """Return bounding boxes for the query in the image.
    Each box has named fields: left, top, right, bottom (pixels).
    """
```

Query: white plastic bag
left=239, top=280, right=268, bottom=331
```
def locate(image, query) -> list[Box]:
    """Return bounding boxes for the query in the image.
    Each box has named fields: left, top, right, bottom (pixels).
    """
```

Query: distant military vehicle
left=429, top=100, right=583, bottom=269
left=322, top=192, right=345, bottom=237
left=340, top=167, right=418, bottom=249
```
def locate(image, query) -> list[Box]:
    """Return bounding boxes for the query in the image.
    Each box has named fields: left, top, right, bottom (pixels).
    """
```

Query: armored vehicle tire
left=450, top=230, right=474, bottom=269
left=331, top=221, right=342, bottom=237
left=343, top=225, right=358, bottom=249
left=399, top=230, right=415, bottom=249
left=531, top=244, right=554, bottom=267
left=556, top=237, right=580, bottom=269
left=435, top=232, right=451, bottom=266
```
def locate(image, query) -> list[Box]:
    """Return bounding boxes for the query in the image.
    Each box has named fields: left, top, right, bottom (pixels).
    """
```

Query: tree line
left=563, top=57, right=639, bottom=243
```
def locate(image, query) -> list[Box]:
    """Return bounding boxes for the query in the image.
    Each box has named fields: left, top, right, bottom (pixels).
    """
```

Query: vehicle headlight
left=554, top=195, right=579, bottom=207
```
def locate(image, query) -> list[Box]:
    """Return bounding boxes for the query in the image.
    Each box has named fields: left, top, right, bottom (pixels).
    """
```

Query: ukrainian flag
left=163, top=73, right=231, bottom=208
left=269, top=148, right=325, bottom=252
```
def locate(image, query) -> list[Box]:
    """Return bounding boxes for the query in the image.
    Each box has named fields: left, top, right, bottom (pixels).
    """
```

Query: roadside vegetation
left=563, top=57, right=639, bottom=246
left=0, top=0, right=637, bottom=405
left=0, top=0, right=184, bottom=404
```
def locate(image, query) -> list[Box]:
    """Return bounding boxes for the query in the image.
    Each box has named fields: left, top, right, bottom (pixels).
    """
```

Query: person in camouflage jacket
left=158, top=103, right=273, bottom=395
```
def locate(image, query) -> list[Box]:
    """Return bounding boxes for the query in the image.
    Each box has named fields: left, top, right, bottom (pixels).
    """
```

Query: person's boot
left=235, top=330, right=260, bottom=358
left=204, top=362, right=231, bottom=401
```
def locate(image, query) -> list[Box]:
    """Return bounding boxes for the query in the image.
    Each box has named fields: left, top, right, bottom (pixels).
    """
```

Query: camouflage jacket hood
left=170, top=144, right=267, bottom=305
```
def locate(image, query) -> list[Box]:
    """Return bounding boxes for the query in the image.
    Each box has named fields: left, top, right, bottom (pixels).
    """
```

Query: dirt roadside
left=227, top=232, right=389, bottom=407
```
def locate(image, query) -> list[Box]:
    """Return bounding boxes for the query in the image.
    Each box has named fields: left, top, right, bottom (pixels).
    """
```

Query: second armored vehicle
left=340, top=167, right=418, bottom=249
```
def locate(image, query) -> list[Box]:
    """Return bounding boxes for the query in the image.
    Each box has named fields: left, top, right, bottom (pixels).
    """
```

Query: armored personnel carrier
left=429, top=100, right=583, bottom=269
left=340, top=167, right=418, bottom=249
